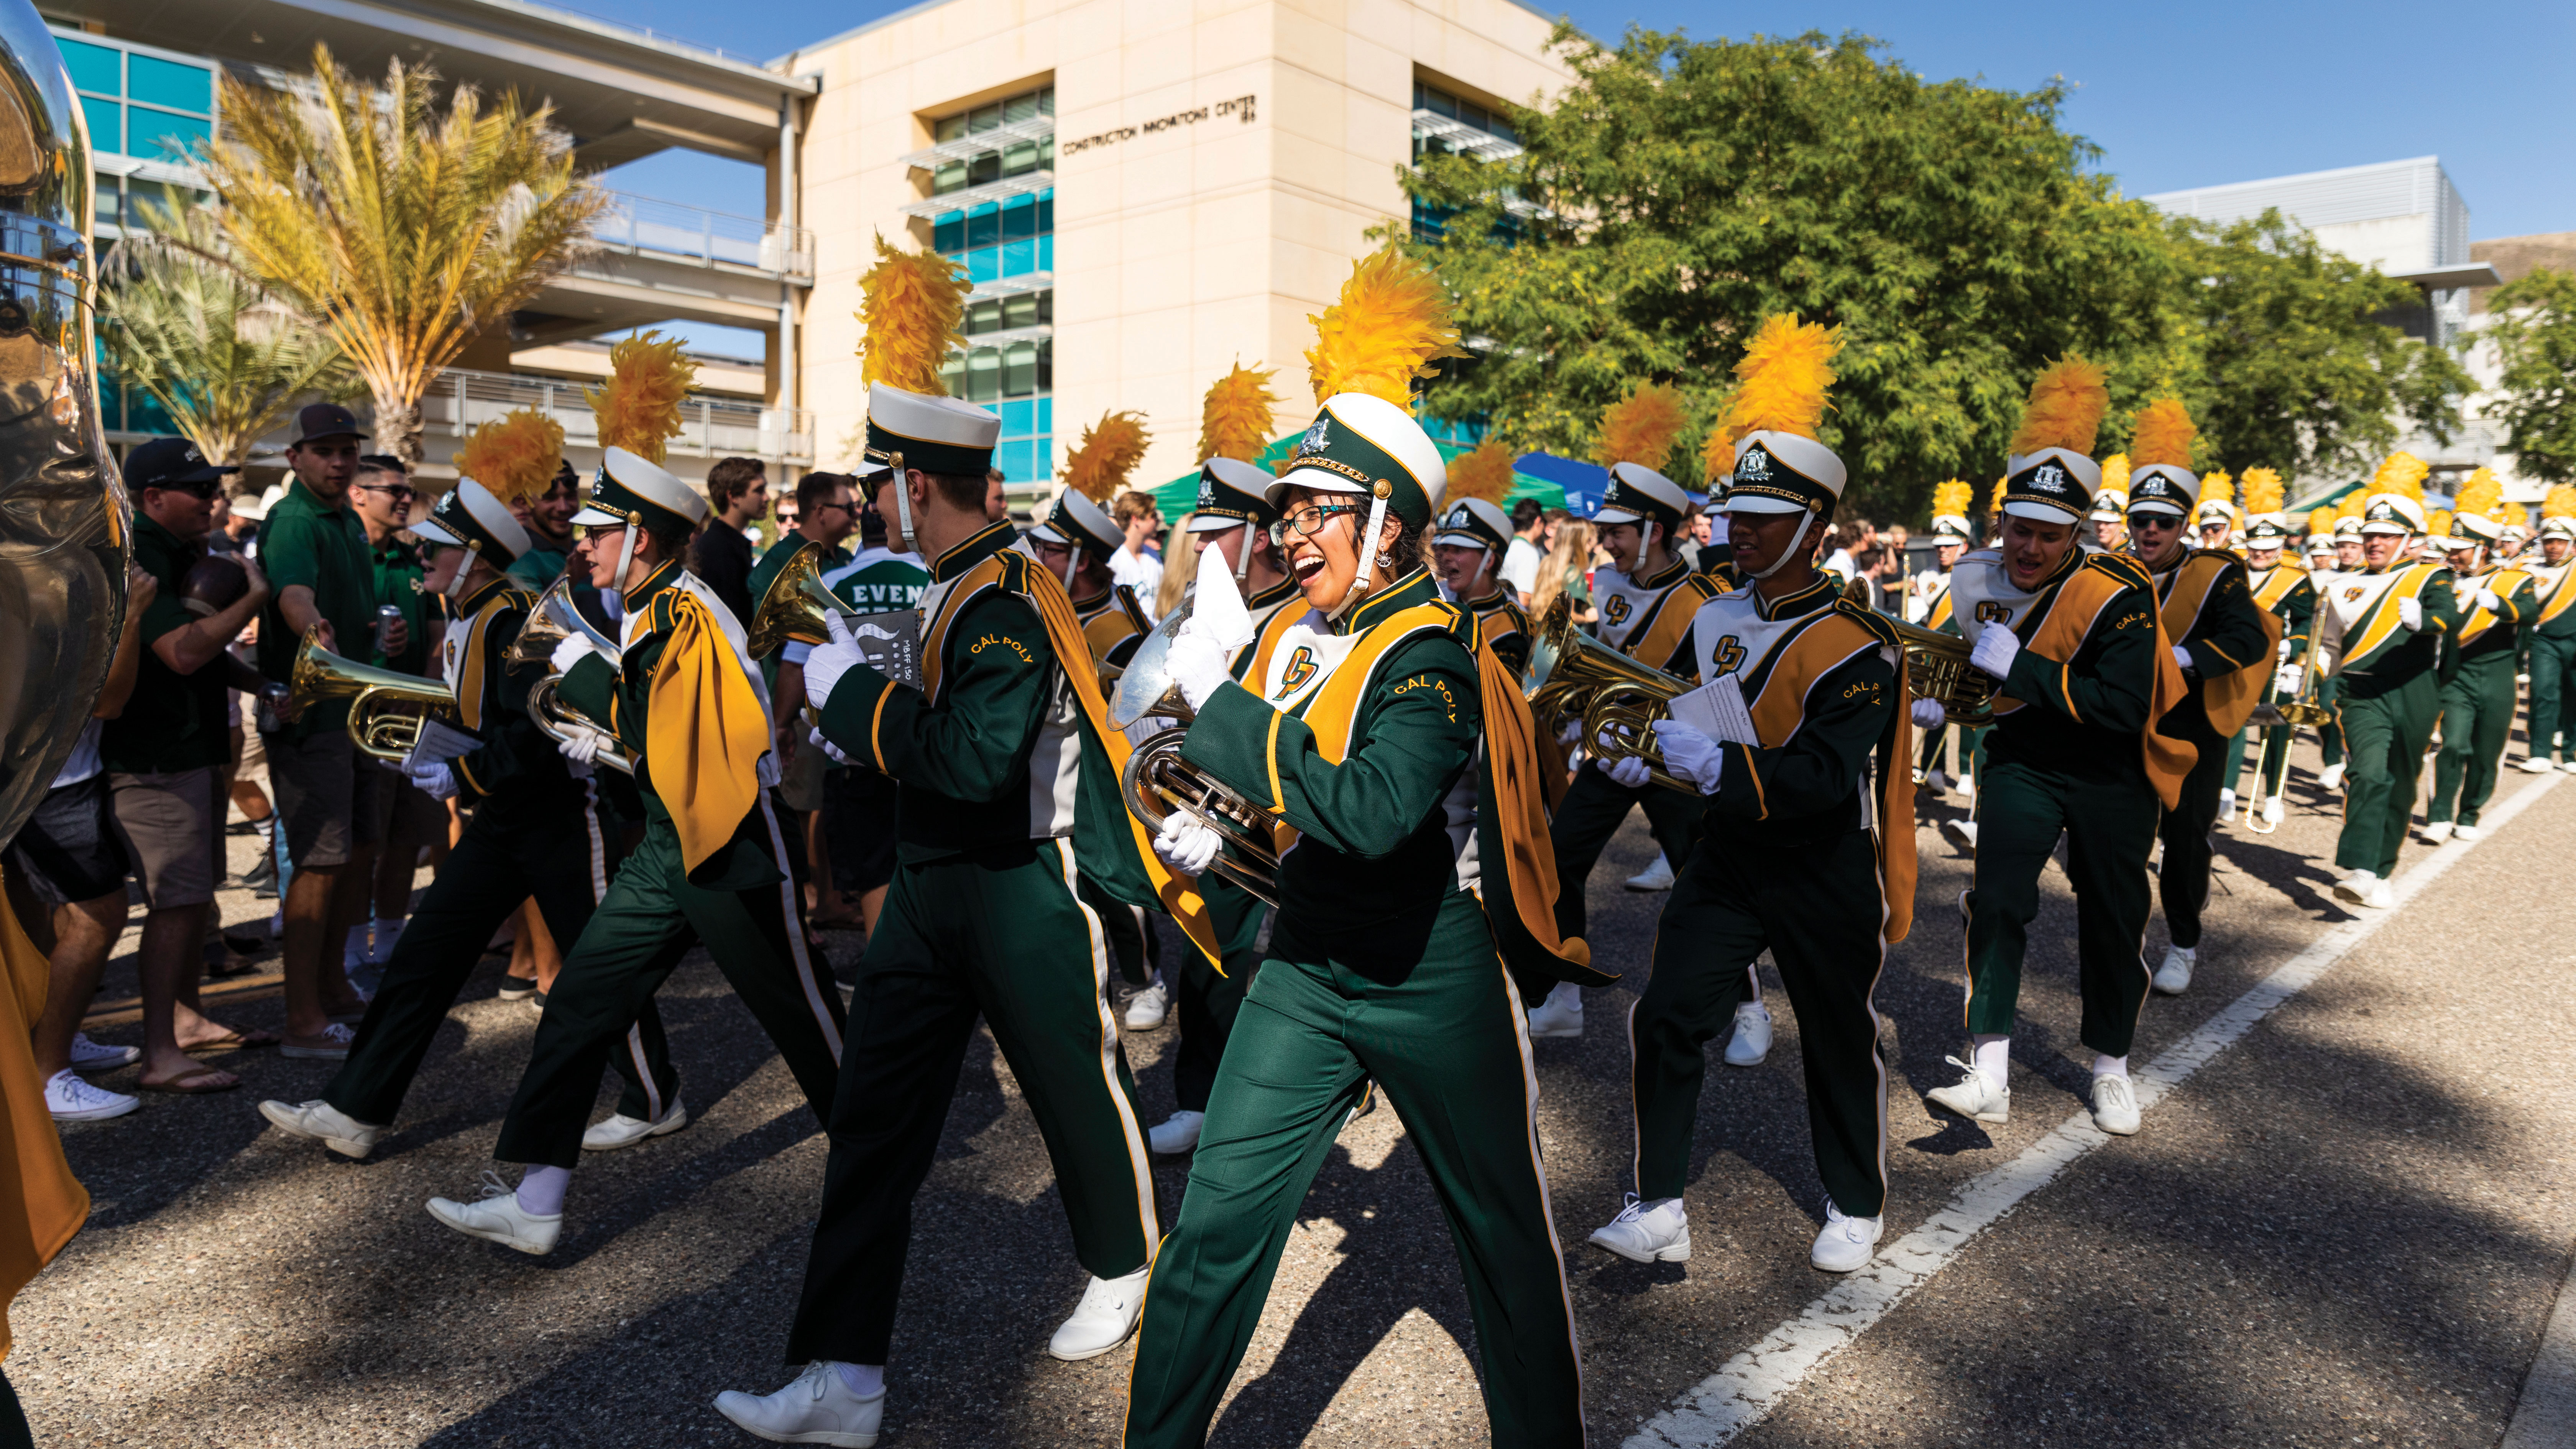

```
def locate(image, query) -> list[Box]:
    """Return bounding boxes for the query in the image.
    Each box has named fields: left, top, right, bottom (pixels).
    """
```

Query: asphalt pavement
left=11, top=733, right=2575, bottom=1447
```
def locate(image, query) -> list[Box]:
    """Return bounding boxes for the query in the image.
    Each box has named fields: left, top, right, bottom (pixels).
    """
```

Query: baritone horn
left=746, top=543, right=853, bottom=662
left=1841, top=579, right=1994, bottom=726
left=286, top=629, right=460, bottom=761
left=1519, top=598, right=1699, bottom=792
left=506, top=577, right=636, bottom=775
left=1108, top=601, right=1282, bottom=903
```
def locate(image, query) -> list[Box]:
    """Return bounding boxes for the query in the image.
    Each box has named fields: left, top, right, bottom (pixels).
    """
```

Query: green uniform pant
left=494, top=797, right=846, bottom=1170
left=2157, top=732, right=2227, bottom=951
left=1548, top=758, right=1705, bottom=943
left=327, top=787, right=669, bottom=1127
left=788, top=838, right=1158, bottom=1367
left=2431, top=654, right=2517, bottom=826
left=2530, top=631, right=2576, bottom=764
left=2316, top=675, right=2345, bottom=769
left=2333, top=675, right=2439, bottom=878
left=2235, top=708, right=2298, bottom=802
left=1125, top=891, right=1582, bottom=1449
left=1630, top=829, right=1889, bottom=1216
left=1965, top=758, right=2158, bottom=1057
left=1175, top=879, right=1265, bottom=1115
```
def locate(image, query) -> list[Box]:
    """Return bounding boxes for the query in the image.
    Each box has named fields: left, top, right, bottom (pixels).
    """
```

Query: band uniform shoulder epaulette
left=1831, top=594, right=1902, bottom=647
left=2082, top=551, right=2154, bottom=591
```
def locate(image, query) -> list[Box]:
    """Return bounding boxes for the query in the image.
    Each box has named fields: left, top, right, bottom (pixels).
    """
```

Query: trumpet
left=746, top=544, right=854, bottom=662
left=1108, top=602, right=1282, bottom=902
left=1842, top=580, right=1996, bottom=727
left=505, top=578, right=637, bottom=774
left=1519, top=598, right=1701, bottom=792
left=286, top=629, right=461, bottom=762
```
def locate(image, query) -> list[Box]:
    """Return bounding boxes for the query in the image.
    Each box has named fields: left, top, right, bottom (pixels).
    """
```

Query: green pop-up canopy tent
left=1150, top=434, right=1566, bottom=519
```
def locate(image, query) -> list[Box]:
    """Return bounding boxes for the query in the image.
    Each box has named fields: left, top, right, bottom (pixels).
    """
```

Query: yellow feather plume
left=2545, top=485, right=2576, bottom=520
left=2308, top=506, right=2339, bottom=536
left=2201, top=470, right=2234, bottom=509
left=1724, top=315, right=1840, bottom=442
left=1985, top=476, right=2009, bottom=518
left=2100, top=453, right=2131, bottom=496
left=455, top=408, right=564, bottom=506
left=2337, top=491, right=2367, bottom=521
left=1594, top=383, right=1689, bottom=470
left=857, top=236, right=970, bottom=395
left=1447, top=439, right=1516, bottom=506
left=1198, top=363, right=1282, bottom=463
left=2128, top=398, right=2196, bottom=469
left=2241, top=467, right=2285, bottom=517
left=1700, top=426, right=1735, bottom=485
left=2008, top=357, right=2110, bottom=459
left=2369, top=451, right=2430, bottom=502
left=585, top=331, right=697, bottom=464
left=1930, top=478, right=1973, bottom=519
left=1061, top=411, right=1151, bottom=503
left=2428, top=509, right=2455, bottom=541
left=2502, top=500, right=2530, bottom=531
left=2454, top=466, right=2504, bottom=519
left=1304, top=246, right=1468, bottom=409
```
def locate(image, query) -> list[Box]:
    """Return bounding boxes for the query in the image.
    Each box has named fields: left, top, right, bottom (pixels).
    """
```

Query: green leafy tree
left=2484, top=266, right=2576, bottom=484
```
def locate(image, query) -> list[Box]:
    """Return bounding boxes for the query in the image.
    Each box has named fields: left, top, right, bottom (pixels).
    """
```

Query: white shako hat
left=2126, top=464, right=2198, bottom=518
left=1029, top=487, right=1124, bottom=557
left=2243, top=513, right=2295, bottom=547
left=2359, top=493, right=2426, bottom=536
left=2332, top=514, right=2364, bottom=539
left=2086, top=489, right=2127, bottom=523
left=1723, top=433, right=1845, bottom=516
left=1264, top=391, right=1449, bottom=527
left=866, top=382, right=1000, bottom=478
left=573, top=447, right=709, bottom=535
left=2450, top=512, right=2502, bottom=547
left=1593, top=461, right=1692, bottom=529
left=1929, top=512, right=1974, bottom=542
left=1189, top=457, right=1279, bottom=533
left=2540, top=516, right=2576, bottom=542
left=1433, top=495, right=1514, bottom=553
left=413, top=478, right=533, bottom=563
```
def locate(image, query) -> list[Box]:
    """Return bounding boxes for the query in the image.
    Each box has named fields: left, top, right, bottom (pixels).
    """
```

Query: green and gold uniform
left=1073, top=579, right=1160, bottom=984
left=1462, top=586, right=1533, bottom=677
left=2523, top=554, right=2576, bottom=766
left=490, top=560, right=848, bottom=1169
left=1630, top=576, right=1910, bottom=1216
left=2318, top=557, right=2457, bottom=879
left=2428, top=563, right=2533, bottom=828
left=2223, top=559, right=2316, bottom=803
left=1911, top=566, right=1990, bottom=789
left=1125, top=568, right=1597, bottom=1448
left=2143, top=547, right=2278, bottom=950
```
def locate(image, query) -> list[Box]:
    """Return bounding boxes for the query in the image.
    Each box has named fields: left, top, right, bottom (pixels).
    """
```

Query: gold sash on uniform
left=2157, top=555, right=2284, bottom=739
left=646, top=591, right=776, bottom=873
left=2008, top=562, right=2196, bottom=809
left=0, top=883, right=89, bottom=1356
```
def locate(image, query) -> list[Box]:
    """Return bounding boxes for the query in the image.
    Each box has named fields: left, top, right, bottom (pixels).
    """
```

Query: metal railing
left=592, top=189, right=814, bottom=282
left=422, top=367, right=814, bottom=466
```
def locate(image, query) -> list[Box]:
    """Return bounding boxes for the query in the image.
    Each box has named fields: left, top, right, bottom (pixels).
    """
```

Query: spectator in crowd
left=1155, top=512, right=1195, bottom=619
left=350, top=457, right=444, bottom=982
left=693, top=457, right=769, bottom=623
left=253, top=404, right=392, bottom=1061
left=1110, top=490, right=1164, bottom=615
left=506, top=462, right=580, bottom=588
left=203, top=492, right=242, bottom=556
left=1501, top=498, right=1547, bottom=600
left=110, top=438, right=284, bottom=1089
left=221, top=484, right=279, bottom=894
left=1531, top=517, right=1597, bottom=627
left=984, top=466, right=1010, bottom=523
left=771, top=496, right=801, bottom=546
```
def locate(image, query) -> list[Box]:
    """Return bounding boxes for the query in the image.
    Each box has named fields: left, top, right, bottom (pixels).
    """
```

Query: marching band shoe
left=1809, top=1203, right=1883, bottom=1274
left=2262, top=795, right=2286, bottom=825
left=2419, top=820, right=2453, bottom=844
left=2331, top=870, right=2383, bottom=908
left=714, top=1362, right=884, bottom=1447
left=2152, top=945, right=2195, bottom=996
left=1525, top=981, right=1584, bottom=1039
left=1588, top=1193, right=1691, bottom=1263
left=581, top=1096, right=688, bottom=1152
left=1123, top=980, right=1170, bottom=1032
left=2217, top=788, right=2237, bottom=821
left=1048, top=1264, right=1152, bottom=1361
left=1624, top=854, right=1676, bottom=891
left=2363, top=877, right=2395, bottom=909
left=1722, top=1002, right=1773, bottom=1067
left=2453, top=822, right=2485, bottom=841
left=259, top=1098, right=386, bottom=1159
left=1147, top=1110, right=1204, bottom=1155
left=2519, top=755, right=2556, bottom=774
left=1937, top=819, right=1978, bottom=854
left=426, top=1172, right=560, bottom=1255
left=1926, top=1055, right=2009, bottom=1125
left=2316, top=762, right=2347, bottom=791
left=1922, top=767, right=1951, bottom=797
left=2090, top=1073, right=2142, bottom=1136
left=1954, top=772, right=1975, bottom=800
left=497, top=972, right=538, bottom=1002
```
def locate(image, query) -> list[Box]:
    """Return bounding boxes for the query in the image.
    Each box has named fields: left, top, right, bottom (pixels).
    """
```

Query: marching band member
left=2315, top=463, right=2457, bottom=907
left=2084, top=456, right=2129, bottom=553
left=2520, top=504, right=2576, bottom=772
left=2227, top=511, right=2316, bottom=829
left=1913, top=485, right=1978, bottom=799
left=2425, top=496, right=2528, bottom=841
left=2116, top=402, right=2277, bottom=998
left=1584, top=316, right=1912, bottom=1275
left=1924, top=360, right=2191, bottom=1139
left=1030, top=412, right=1156, bottom=678
left=1432, top=442, right=1534, bottom=674
left=1122, top=249, right=1597, bottom=1446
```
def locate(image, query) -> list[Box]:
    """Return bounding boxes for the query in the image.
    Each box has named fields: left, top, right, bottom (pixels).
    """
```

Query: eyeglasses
left=575, top=522, right=627, bottom=542
left=359, top=483, right=417, bottom=502
left=2125, top=513, right=2182, bottom=530
left=1283, top=503, right=1362, bottom=537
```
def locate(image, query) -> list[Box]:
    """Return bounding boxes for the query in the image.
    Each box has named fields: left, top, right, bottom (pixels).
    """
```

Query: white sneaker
left=2332, top=870, right=2383, bottom=907
left=581, top=1096, right=688, bottom=1151
left=45, top=1069, right=137, bottom=1122
left=714, top=1362, right=884, bottom=1447
left=1123, top=980, right=1169, bottom=1031
left=426, top=1172, right=561, bottom=1255
left=1723, top=1001, right=1772, bottom=1066
left=1938, top=819, right=1978, bottom=854
left=1525, top=981, right=1584, bottom=1039
left=1922, top=767, right=1951, bottom=797
left=1810, top=1202, right=1882, bottom=1273
left=282, top=1023, right=358, bottom=1060
left=2262, top=795, right=2285, bottom=825
left=1048, top=1264, right=1151, bottom=1360
left=1587, top=1193, right=1690, bottom=1263
left=2218, top=788, right=2236, bottom=821
left=1147, top=1110, right=1204, bottom=1155
left=1954, top=772, right=1975, bottom=800
left=2153, top=945, right=2195, bottom=996
left=2090, top=1073, right=2141, bottom=1135
left=1624, top=854, right=1676, bottom=891
left=1925, top=1055, right=2009, bottom=1125
left=2419, top=820, right=2453, bottom=845
left=67, top=1032, right=139, bottom=1073
left=260, top=1098, right=386, bottom=1158
left=2520, top=755, right=2557, bottom=774
left=2365, top=877, right=2394, bottom=909
left=2317, top=762, right=2347, bottom=791
left=2453, top=822, right=2484, bottom=841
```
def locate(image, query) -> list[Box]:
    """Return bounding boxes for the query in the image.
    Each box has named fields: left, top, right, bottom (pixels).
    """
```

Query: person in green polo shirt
left=505, top=462, right=580, bottom=589
left=348, top=455, right=443, bottom=981
left=252, top=403, right=390, bottom=1060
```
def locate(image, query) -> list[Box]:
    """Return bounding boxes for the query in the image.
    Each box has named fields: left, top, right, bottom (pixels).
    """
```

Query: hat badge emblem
left=1737, top=446, right=1771, bottom=481
left=2030, top=463, right=2067, bottom=492
left=1299, top=417, right=1331, bottom=455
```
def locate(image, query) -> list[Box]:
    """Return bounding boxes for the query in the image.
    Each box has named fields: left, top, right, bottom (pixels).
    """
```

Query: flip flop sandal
left=185, top=1027, right=282, bottom=1053
left=138, top=1065, right=239, bottom=1094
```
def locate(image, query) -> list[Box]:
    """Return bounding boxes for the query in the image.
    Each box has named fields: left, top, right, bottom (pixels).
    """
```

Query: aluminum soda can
left=375, top=604, right=404, bottom=657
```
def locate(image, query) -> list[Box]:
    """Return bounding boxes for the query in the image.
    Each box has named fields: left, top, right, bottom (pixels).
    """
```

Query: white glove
left=1650, top=719, right=1725, bottom=795
left=2274, top=664, right=2303, bottom=696
left=805, top=610, right=868, bottom=714
left=2476, top=588, right=2502, bottom=613
left=1186, top=544, right=1255, bottom=650
left=405, top=759, right=457, bottom=801
left=2171, top=644, right=2195, bottom=673
left=1910, top=697, right=1947, bottom=730
left=1153, top=813, right=1222, bottom=875
left=2278, top=636, right=2295, bottom=660
left=549, top=634, right=603, bottom=676
left=1968, top=624, right=2021, bottom=680
left=556, top=725, right=607, bottom=767
left=1166, top=631, right=1233, bottom=713
left=1605, top=753, right=1651, bottom=789
left=1557, top=720, right=1583, bottom=748
left=807, top=724, right=850, bottom=766
left=2397, top=596, right=2423, bottom=632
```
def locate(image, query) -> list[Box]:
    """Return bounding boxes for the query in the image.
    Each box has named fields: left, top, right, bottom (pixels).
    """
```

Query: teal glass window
left=128, top=54, right=210, bottom=113
left=53, top=29, right=216, bottom=166
left=129, top=108, right=207, bottom=161
left=78, top=94, right=117, bottom=153
left=57, top=36, right=117, bottom=94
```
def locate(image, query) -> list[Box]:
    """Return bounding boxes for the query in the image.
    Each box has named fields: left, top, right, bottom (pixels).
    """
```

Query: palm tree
left=99, top=191, right=354, bottom=468
left=192, top=44, right=610, bottom=463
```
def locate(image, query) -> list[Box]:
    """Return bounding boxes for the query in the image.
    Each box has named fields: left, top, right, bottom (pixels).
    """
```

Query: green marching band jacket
left=2147, top=548, right=2282, bottom=745
left=1459, top=589, right=1532, bottom=678
left=2446, top=563, right=2533, bottom=671
left=2315, top=560, right=2458, bottom=697
left=1597, top=557, right=1722, bottom=675
left=2249, top=560, right=2317, bottom=661
left=1176, top=568, right=1601, bottom=986
left=815, top=522, right=1222, bottom=960
left=441, top=575, right=591, bottom=822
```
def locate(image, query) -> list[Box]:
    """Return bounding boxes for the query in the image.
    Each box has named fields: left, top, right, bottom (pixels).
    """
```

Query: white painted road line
left=1624, top=773, right=2565, bottom=1449
left=2502, top=1243, right=2576, bottom=1449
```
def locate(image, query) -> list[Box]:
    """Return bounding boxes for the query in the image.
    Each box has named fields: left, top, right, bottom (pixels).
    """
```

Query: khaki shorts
left=263, top=727, right=383, bottom=869
left=235, top=708, right=267, bottom=785
left=106, top=766, right=220, bottom=910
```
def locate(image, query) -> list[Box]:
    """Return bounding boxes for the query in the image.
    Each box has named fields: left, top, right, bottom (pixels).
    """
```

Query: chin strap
left=1235, top=521, right=1254, bottom=580
left=444, top=541, right=480, bottom=601
left=894, top=471, right=917, bottom=556
left=1344, top=482, right=1394, bottom=609
left=1749, top=511, right=1817, bottom=581
left=613, top=512, right=641, bottom=597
